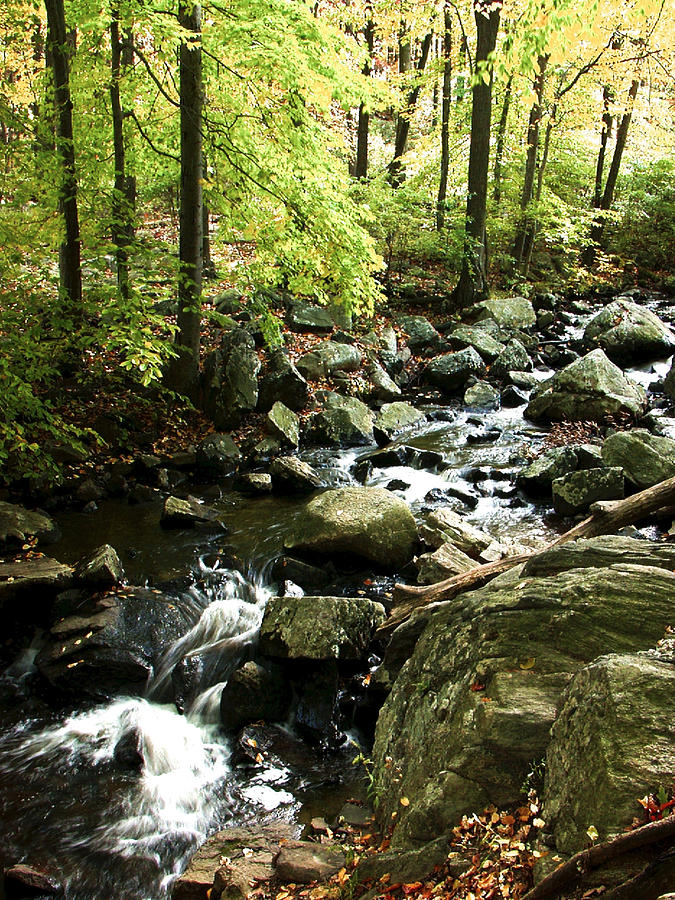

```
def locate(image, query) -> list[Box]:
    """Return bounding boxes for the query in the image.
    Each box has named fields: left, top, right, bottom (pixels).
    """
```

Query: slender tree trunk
left=492, top=73, right=512, bottom=204
left=389, top=30, right=433, bottom=185
left=584, top=79, right=638, bottom=266
left=450, top=1, right=501, bottom=309
left=522, top=102, right=556, bottom=276
left=165, top=1, right=203, bottom=400
left=354, top=6, right=374, bottom=180
left=436, top=6, right=452, bottom=230
left=513, top=54, right=548, bottom=268
left=593, top=86, right=613, bottom=208
left=110, top=9, right=130, bottom=301
left=44, top=0, right=82, bottom=321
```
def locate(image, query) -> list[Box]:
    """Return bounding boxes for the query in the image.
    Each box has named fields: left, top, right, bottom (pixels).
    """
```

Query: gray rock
left=235, top=473, right=273, bottom=495
left=305, top=392, right=374, bottom=447
left=0, top=557, right=73, bottom=612
left=526, top=350, right=646, bottom=423
left=491, top=338, right=532, bottom=378
left=601, top=429, right=675, bottom=489
left=160, top=496, right=225, bottom=529
left=3, top=864, right=61, bottom=897
left=544, top=653, right=675, bottom=854
left=425, top=347, right=486, bottom=394
left=463, top=381, right=500, bottom=410
left=74, top=544, right=124, bottom=588
left=0, top=501, right=60, bottom=549
left=575, top=443, right=604, bottom=468
left=202, top=329, right=260, bottom=429
left=371, top=557, right=674, bottom=848
left=517, top=447, right=579, bottom=497
left=173, top=824, right=298, bottom=900
left=373, top=402, right=425, bottom=445
left=418, top=507, right=492, bottom=559
left=415, top=541, right=476, bottom=584
left=220, top=661, right=291, bottom=730
left=259, top=596, right=385, bottom=660
left=366, top=359, right=402, bottom=402
left=274, top=840, right=345, bottom=884
left=266, top=401, right=300, bottom=448
left=507, top=370, right=539, bottom=390
left=664, top=360, right=675, bottom=402
left=257, top=349, right=309, bottom=413
left=269, top=456, right=322, bottom=493
left=284, top=486, right=418, bottom=569
left=399, top=315, right=448, bottom=356
left=355, top=840, right=470, bottom=887
left=552, top=467, right=624, bottom=515
left=447, top=325, right=505, bottom=362
left=523, top=534, right=675, bottom=579
left=195, top=433, right=242, bottom=477
left=470, top=296, right=536, bottom=329
left=287, top=300, right=335, bottom=333
left=583, top=299, right=675, bottom=364
left=296, top=342, right=361, bottom=380
left=500, top=385, right=529, bottom=407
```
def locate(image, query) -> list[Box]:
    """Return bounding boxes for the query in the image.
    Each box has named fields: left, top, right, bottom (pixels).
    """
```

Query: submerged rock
left=284, top=486, right=418, bottom=569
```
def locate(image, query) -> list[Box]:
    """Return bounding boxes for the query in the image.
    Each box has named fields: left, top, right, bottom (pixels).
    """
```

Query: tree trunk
left=354, top=7, right=374, bottom=180
left=492, top=73, right=513, bottom=204
left=522, top=102, right=556, bottom=276
left=380, top=473, right=675, bottom=636
left=44, top=0, right=82, bottom=321
left=388, top=30, right=433, bottom=185
left=436, top=7, right=452, bottom=230
left=583, top=79, right=638, bottom=266
left=202, top=153, right=216, bottom=279
left=449, top=1, right=501, bottom=309
left=165, top=1, right=203, bottom=400
left=593, top=86, right=613, bottom=208
left=513, top=54, right=548, bottom=268
left=110, top=9, right=130, bottom=301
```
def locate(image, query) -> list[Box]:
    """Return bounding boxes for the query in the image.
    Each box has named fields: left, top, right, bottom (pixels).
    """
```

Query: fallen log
left=520, top=815, right=675, bottom=900
left=378, top=474, right=675, bottom=638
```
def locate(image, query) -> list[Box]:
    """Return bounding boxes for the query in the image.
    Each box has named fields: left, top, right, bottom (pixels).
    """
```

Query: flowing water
left=1, top=315, right=673, bottom=898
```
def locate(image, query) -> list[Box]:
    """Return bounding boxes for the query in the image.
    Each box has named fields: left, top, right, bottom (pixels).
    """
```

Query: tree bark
left=110, top=9, right=131, bottom=301
left=492, top=73, right=512, bottom=204
left=354, top=6, right=374, bottom=180
left=436, top=6, right=452, bottom=230
left=513, top=54, right=548, bottom=268
left=449, top=1, right=501, bottom=309
left=388, top=30, right=433, bottom=185
left=380, top=473, right=675, bottom=637
left=593, top=85, right=613, bottom=208
left=44, top=0, right=82, bottom=320
left=165, top=0, right=203, bottom=401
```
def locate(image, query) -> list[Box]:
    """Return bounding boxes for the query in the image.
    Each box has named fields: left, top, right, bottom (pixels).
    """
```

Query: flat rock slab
left=0, top=557, right=73, bottom=609
left=274, top=840, right=345, bottom=884
left=0, top=501, right=60, bottom=549
left=160, top=496, right=225, bottom=529
left=172, top=824, right=298, bottom=900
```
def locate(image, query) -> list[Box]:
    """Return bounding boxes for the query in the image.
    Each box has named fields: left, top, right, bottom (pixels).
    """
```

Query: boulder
left=470, top=296, right=536, bottom=329
left=284, top=486, right=418, bottom=569
left=552, top=466, right=624, bottom=516
left=201, top=329, right=260, bottom=429
left=365, top=359, right=402, bottom=402
left=516, top=447, right=579, bottom=497
left=296, top=342, right=361, bottom=380
left=415, top=541, right=476, bottom=585
left=3, top=864, right=62, bottom=898
left=287, top=300, right=334, bottom=333
left=172, top=824, right=298, bottom=900
left=399, top=316, right=448, bottom=356
left=418, top=507, right=492, bottom=559
left=601, top=429, right=675, bottom=489
left=0, top=557, right=73, bottom=613
left=500, top=385, right=529, bottom=407
left=664, top=360, right=675, bottom=402
left=525, top=350, right=646, bottom=423
left=195, top=433, right=241, bottom=477
left=220, top=661, right=292, bottom=730
left=274, top=841, right=345, bottom=883
left=266, top=401, right=300, bottom=448
left=259, top=595, right=385, bottom=660
left=543, top=652, right=675, bottom=854
left=74, top=544, right=124, bottom=588
left=36, top=589, right=192, bottom=700
left=257, top=349, right=308, bottom=412
left=305, top=392, right=374, bottom=447
left=425, top=347, right=486, bottom=394
left=447, top=325, right=505, bottom=362
left=491, top=338, right=532, bottom=378
left=0, top=501, right=60, bottom=550
left=373, top=402, right=426, bottom=445
left=160, top=496, right=225, bottom=529
left=522, top=534, right=675, bottom=578
left=371, top=555, right=674, bottom=848
left=269, top=456, right=322, bottom=493
left=583, top=299, right=675, bottom=364
left=463, top=381, right=500, bottom=410
left=235, top=473, right=273, bottom=495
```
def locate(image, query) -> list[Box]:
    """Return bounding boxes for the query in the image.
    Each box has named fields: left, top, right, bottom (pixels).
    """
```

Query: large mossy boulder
left=0, top=501, right=60, bottom=550
left=425, top=347, right=486, bottom=395
left=516, top=447, right=579, bottom=497
left=543, top=651, right=675, bottom=855
left=601, top=429, right=675, bottom=489
left=371, top=539, right=674, bottom=849
left=447, top=325, right=505, bottom=362
left=201, top=329, right=260, bottom=429
left=374, top=402, right=426, bottom=445
left=583, top=298, right=675, bottom=364
left=399, top=316, right=448, bottom=356
left=296, top=342, right=361, bottom=381
left=284, top=486, right=418, bottom=569
left=259, top=595, right=386, bottom=660
left=305, top=392, right=375, bottom=447
left=525, top=349, right=646, bottom=423
left=287, top=300, right=334, bottom=333
left=470, top=296, right=536, bottom=329
left=551, top=466, right=624, bottom=516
